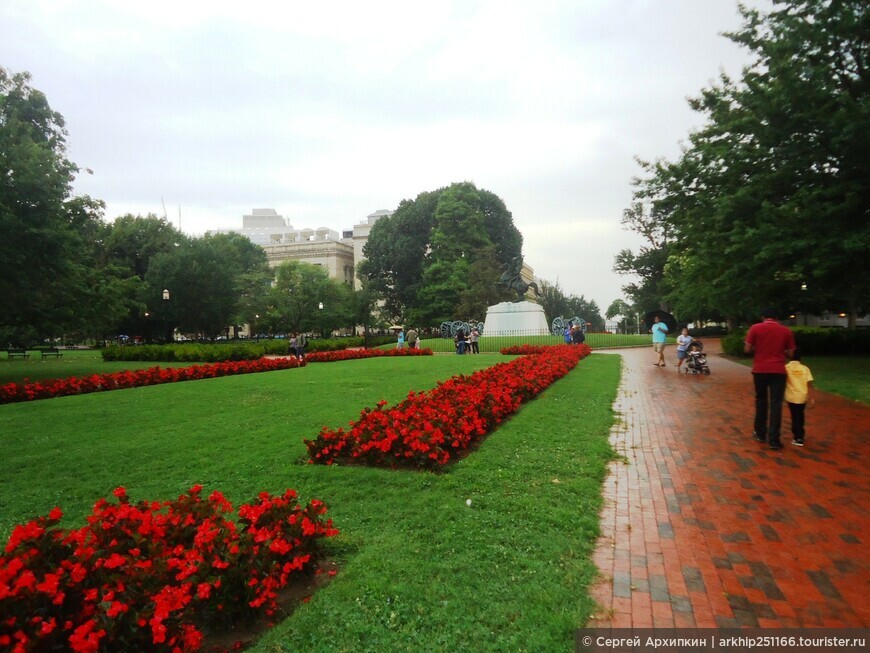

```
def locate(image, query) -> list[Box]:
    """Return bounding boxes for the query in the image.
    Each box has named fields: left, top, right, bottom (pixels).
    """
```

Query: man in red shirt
left=744, top=308, right=796, bottom=450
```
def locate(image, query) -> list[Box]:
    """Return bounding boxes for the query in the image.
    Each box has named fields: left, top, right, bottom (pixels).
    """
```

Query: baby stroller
left=684, top=341, right=710, bottom=375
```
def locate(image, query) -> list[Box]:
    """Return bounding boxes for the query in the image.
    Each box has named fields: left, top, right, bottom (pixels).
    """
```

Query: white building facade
left=210, top=208, right=393, bottom=288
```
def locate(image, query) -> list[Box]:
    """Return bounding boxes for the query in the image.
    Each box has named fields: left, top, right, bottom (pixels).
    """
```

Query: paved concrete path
left=589, top=341, right=869, bottom=628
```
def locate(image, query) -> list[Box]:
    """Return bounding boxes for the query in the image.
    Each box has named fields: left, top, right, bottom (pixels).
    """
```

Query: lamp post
left=162, top=289, right=170, bottom=343
left=254, top=314, right=259, bottom=341
left=318, top=302, right=324, bottom=339
left=800, top=281, right=808, bottom=325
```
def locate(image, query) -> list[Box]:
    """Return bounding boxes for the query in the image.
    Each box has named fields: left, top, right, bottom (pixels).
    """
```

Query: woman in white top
left=676, top=328, right=693, bottom=371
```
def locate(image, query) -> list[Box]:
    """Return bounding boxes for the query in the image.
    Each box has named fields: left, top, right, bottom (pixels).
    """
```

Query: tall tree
left=145, top=239, right=240, bottom=340
left=612, top=199, right=672, bottom=313
left=619, top=0, right=869, bottom=324
left=101, top=214, right=189, bottom=339
left=357, top=191, right=438, bottom=319
left=538, top=279, right=604, bottom=330
left=455, top=245, right=514, bottom=322
left=103, top=214, right=187, bottom=282
left=204, top=232, right=272, bottom=337
left=0, top=68, right=106, bottom=342
left=261, top=260, right=352, bottom=337
left=359, top=182, right=523, bottom=324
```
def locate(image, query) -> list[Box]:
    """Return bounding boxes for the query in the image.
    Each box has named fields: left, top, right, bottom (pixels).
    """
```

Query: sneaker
left=753, top=433, right=766, bottom=443
left=769, top=442, right=783, bottom=451
left=791, top=439, right=804, bottom=447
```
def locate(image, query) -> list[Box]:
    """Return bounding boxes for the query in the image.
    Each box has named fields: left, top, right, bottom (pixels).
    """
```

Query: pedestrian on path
left=744, top=307, right=796, bottom=450
left=650, top=315, right=669, bottom=366
left=785, top=348, right=815, bottom=447
left=675, top=327, right=693, bottom=371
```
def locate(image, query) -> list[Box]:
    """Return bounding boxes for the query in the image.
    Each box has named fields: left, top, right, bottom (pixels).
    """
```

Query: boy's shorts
left=653, top=342, right=666, bottom=353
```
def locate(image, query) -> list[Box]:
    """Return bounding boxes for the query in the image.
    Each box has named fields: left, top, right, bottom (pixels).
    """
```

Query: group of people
left=396, top=328, right=421, bottom=350
left=562, top=324, right=586, bottom=345
left=453, top=327, right=480, bottom=355
left=744, top=308, right=815, bottom=450
left=288, top=332, right=308, bottom=360
left=649, top=310, right=815, bottom=449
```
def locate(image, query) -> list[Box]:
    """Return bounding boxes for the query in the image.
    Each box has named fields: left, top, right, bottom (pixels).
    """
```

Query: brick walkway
left=589, top=341, right=870, bottom=628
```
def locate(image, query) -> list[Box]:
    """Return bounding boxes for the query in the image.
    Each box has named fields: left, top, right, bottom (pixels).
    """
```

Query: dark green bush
left=720, top=330, right=747, bottom=357
left=101, top=337, right=368, bottom=362
left=688, top=326, right=728, bottom=338
left=720, top=327, right=869, bottom=357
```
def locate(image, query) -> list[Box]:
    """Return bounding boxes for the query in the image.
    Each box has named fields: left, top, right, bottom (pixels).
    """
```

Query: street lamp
left=318, top=302, right=324, bottom=339
left=254, top=314, right=259, bottom=341
left=162, top=289, right=170, bottom=342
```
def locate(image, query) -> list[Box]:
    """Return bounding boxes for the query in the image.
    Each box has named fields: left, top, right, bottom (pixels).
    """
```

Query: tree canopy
left=358, top=182, right=523, bottom=325
left=261, top=260, right=353, bottom=337
left=0, top=68, right=108, bottom=343
left=616, top=0, right=869, bottom=325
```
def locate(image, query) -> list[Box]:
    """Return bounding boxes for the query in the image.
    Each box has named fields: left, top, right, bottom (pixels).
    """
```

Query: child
left=785, top=348, right=815, bottom=446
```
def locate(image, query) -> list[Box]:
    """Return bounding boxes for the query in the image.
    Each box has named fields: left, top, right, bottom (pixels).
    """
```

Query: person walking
left=396, top=330, right=405, bottom=349
left=650, top=315, right=669, bottom=367
left=470, top=327, right=480, bottom=354
left=406, top=327, right=418, bottom=350
left=294, top=332, right=307, bottom=360
left=744, top=307, right=796, bottom=450
left=454, top=327, right=466, bottom=355
left=675, top=327, right=693, bottom=372
left=785, top=348, right=815, bottom=447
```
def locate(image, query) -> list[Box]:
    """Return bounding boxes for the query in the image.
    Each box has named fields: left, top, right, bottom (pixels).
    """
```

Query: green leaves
left=360, top=182, right=523, bottom=323
left=618, top=1, right=870, bottom=323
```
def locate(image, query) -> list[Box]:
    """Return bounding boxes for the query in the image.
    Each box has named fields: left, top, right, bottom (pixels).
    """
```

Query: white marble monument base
left=483, top=301, right=550, bottom=336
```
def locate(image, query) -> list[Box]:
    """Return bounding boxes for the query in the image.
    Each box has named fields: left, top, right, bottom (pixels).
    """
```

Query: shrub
left=0, top=486, right=338, bottom=652
left=720, top=330, right=747, bottom=357
left=102, top=338, right=367, bottom=363
left=721, top=327, right=870, bottom=357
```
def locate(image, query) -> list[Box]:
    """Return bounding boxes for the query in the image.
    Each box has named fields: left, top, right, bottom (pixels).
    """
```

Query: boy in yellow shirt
left=785, top=349, right=815, bottom=447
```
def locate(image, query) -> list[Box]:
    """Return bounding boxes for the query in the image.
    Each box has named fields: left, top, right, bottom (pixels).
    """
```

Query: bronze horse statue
left=497, top=257, right=540, bottom=302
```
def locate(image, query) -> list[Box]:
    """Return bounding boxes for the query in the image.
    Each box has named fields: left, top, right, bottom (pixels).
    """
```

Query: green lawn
left=0, top=353, right=621, bottom=652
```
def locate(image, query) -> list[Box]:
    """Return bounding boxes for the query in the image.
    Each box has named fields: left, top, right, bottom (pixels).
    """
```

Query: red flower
left=306, top=344, right=593, bottom=469
left=0, top=486, right=338, bottom=651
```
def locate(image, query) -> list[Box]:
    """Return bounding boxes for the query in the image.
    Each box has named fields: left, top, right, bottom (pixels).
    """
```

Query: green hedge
left=721, top=328, right=870, bottom=357
left=102, top=337, right=366, bottom=362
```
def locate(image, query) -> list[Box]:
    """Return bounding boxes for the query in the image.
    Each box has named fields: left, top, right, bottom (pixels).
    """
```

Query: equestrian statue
left=496, top=256, right=539, bottom=303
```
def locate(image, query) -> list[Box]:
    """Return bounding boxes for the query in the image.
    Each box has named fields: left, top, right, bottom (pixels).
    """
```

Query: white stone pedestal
left=482, top=301, right=550, bottom=336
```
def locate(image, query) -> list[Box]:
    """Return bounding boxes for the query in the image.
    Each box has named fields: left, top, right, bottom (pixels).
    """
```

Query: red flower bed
left=0, top=486, right=338, bottom=652
left=0, top=357, right=303, bottom=405
left=305, top=347, right=432, bottom=363
left=305, top=344, right=592, bottom=469
left=499, top=344, right=555, bottom=355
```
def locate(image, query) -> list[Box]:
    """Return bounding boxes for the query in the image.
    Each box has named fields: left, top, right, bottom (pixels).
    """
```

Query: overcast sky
left=1, top=0, right=771, bottom=312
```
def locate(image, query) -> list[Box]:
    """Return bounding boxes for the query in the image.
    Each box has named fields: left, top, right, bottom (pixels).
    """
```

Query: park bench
left=40, top=347, right=64, bottom=359
left=7, top=348, right=29, bottom=359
